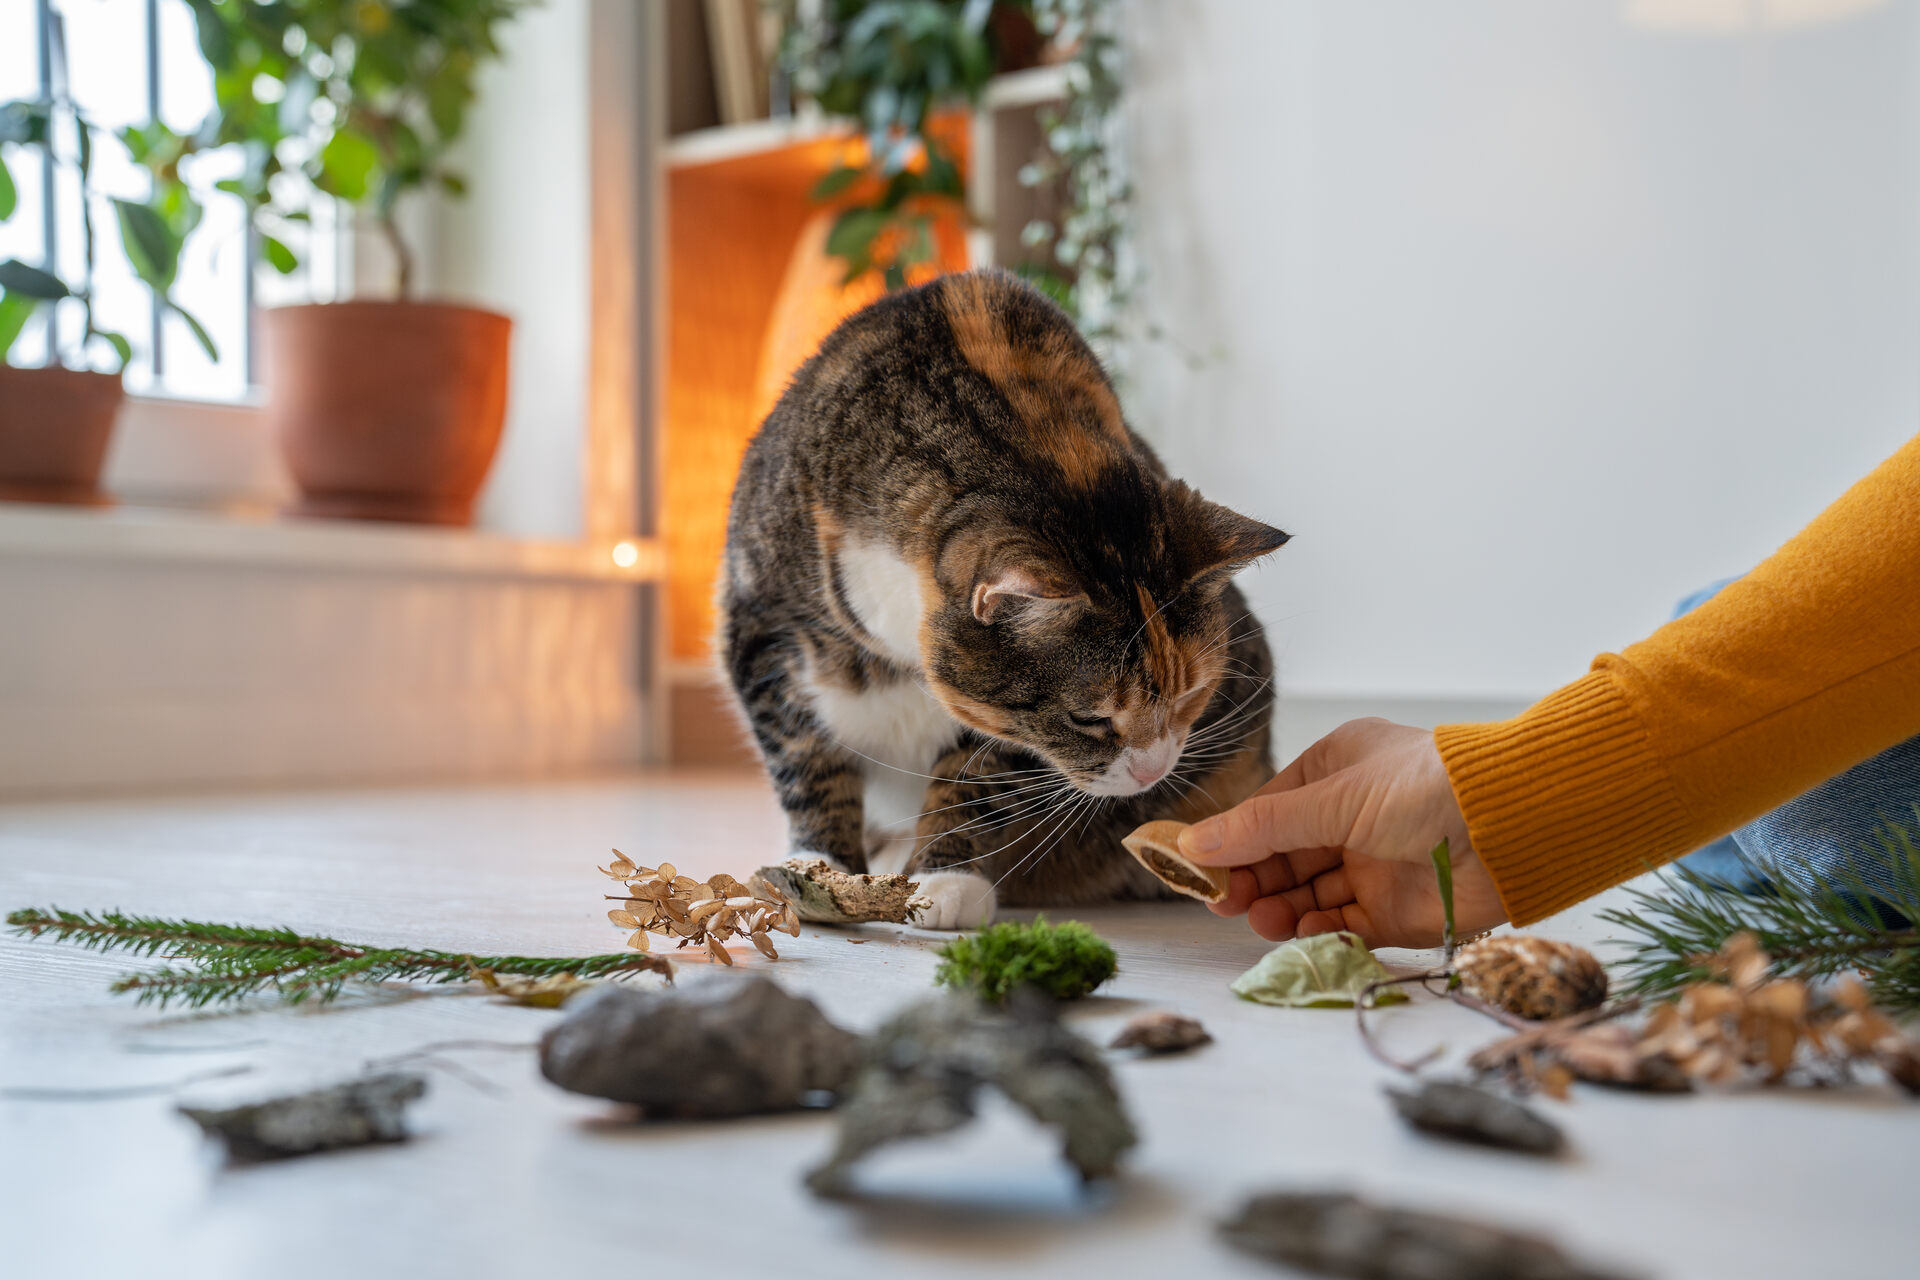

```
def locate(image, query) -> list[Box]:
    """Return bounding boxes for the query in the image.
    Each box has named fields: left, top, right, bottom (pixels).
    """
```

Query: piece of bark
left=1109, top=1010, right=1212, bottom=1054
left=807, top=991, right=1137, bottom=1197
left=751, top=857, right=931, bottom=925
left=1220, top=1191, right=1636, bottom=1280
left=178, top=1072, right=427, bottom=1160
left=539, top=974, right=864, bottom=1118
left=1384, top=1080, right=1565, bottom=1155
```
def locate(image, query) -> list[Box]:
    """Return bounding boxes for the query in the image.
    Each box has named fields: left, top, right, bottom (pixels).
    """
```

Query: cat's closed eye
left=1067, top=711, right=1115, bottom=735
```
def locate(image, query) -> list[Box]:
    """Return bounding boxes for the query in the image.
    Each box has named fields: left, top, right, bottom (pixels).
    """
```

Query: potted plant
left=169, top=0, right=528, bottom=525
left=0, top=63, right=213, bottom=505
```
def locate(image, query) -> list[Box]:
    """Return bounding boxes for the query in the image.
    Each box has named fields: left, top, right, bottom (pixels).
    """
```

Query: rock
left=1384, top=1079, right=1565, bottom=1155
left=1109, top=1010, right=1212, bottom=1054
left=177, top=1072, right=427, bottom=1160
left=538, top=974, right=864, bottom=1117
left=806, top=991, right=1137, bottom=1197
left=1220, top=1191, right=1636, bottom=1280
left=751, top=858, right=931, bottom=925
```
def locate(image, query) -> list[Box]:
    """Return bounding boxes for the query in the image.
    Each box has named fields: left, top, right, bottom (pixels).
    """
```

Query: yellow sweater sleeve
left=1434, top=433, right=1920, bottom=925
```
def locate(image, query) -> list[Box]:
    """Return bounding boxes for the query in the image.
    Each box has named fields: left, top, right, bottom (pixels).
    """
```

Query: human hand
left=1178, top=718, right=1508, bottom=948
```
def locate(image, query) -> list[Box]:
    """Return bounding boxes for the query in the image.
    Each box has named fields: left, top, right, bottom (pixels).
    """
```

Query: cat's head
left=920, top=477, right=1287, bottom=797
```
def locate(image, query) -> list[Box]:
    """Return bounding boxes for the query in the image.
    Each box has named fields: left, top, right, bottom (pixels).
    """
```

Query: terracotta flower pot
left=264, top=301, right=512, bottom=526
left=0, top=365, right=125, bottom=506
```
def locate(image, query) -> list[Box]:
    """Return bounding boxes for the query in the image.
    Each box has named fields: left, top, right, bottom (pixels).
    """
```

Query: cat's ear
left=972, top=562, right=1087, bottom=625
left=1178, top=489, right=1290, bottom=582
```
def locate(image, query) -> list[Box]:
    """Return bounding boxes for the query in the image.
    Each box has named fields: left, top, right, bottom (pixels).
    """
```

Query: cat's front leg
left=723, top=627, right=869, bottom=872
left=905, top=741, right=1044, bottom=929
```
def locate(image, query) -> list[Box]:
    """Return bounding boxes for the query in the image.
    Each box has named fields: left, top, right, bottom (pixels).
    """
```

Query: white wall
left=1124, top=0, right=1920, bottom=702
left=430, top=0, right=593, bottom=541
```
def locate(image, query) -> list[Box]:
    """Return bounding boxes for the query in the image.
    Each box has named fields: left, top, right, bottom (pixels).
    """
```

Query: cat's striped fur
left=720, top=270, right=1286, bottom=927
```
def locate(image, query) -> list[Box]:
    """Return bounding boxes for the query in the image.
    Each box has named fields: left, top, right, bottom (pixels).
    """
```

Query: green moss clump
left=933, top=916, right=1118, bottom=1003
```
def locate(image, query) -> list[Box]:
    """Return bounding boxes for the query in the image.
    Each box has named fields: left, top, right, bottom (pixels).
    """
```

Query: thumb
left=1179, top=774, right=1365, bottom=867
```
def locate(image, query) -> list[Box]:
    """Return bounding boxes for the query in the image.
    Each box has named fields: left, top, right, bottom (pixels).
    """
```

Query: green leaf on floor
left=1231, top=931, right=1406, bottom=1008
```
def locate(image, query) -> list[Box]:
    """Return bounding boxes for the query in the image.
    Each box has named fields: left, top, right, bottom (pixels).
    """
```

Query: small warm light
left=611, top=540, right=641, bottom=570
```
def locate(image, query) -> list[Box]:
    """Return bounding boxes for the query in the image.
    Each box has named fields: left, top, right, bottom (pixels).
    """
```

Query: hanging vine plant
left=777, top=0, right=1129, bottom=341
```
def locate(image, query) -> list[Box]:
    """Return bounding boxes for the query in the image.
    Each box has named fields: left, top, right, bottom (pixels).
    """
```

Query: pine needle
left=1599, top=813, right=1920, bottom=1013
left=6, top=907, right=674, bottom=1009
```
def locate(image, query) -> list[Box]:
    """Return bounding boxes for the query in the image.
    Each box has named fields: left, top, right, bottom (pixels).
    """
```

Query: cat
left=720, top=269, right=1286, bottom=928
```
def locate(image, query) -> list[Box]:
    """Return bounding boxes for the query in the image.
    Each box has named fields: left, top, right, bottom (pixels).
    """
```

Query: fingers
left=1179, top=775, right=1363, bottom=868
left=1205, top=849, right=1343, bottom=918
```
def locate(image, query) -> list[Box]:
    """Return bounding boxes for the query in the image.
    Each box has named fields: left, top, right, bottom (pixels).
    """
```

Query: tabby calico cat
left=720, top=270, right=1286, bottom=928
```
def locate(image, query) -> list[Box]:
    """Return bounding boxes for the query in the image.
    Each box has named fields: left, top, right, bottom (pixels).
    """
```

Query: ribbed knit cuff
left=1434, top=670, right=1692, bottom=925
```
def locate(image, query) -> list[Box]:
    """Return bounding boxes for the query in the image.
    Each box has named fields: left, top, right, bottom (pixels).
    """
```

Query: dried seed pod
left=752, top=931, right=779, bottom=960
left=1456, top=936, right=1608, bottom=1021
left=706, top=936, right=734, bottom=966
left=1121, top=820, right=1230, bottom=903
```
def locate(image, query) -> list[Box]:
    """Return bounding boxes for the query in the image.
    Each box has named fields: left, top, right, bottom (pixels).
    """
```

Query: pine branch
left=1599, top=813, right=1920, bottom=1012
left=7, top=907, right=673, bottom=1008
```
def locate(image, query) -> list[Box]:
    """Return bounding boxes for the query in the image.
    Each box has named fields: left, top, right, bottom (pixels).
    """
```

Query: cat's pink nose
left=1128, top=757, right=1170, bottom=787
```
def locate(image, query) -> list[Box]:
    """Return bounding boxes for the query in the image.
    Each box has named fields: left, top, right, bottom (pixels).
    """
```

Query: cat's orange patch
left=939, top=275, right=1127, bottom=487
left=1134, top=583, right=1184, bottom=698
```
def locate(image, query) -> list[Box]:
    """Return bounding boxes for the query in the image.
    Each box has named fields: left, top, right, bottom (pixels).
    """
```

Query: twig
left=1355, top=972, right=1451, bottom=1074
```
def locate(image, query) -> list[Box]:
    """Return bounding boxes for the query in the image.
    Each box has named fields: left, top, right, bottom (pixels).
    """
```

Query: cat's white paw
left=911, top=870, right=997, bottom=930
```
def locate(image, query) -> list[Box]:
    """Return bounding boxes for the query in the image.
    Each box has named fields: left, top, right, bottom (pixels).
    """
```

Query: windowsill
left=0, top=501, right=662, bottom=584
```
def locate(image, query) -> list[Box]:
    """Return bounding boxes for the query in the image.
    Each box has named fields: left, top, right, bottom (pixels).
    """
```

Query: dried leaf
left=752, top=932, right=779, bottom=960
left=625, top=930, right=650, bottom=952
left=608, top=851, right=637, bottom=877
left=608, top=909, right=641, bottom=929
left=655, top=862, right=677, bottom=882
left=1231, top=933, right=1406, bottom=1009
left=706, top=936, right=734, bottom=966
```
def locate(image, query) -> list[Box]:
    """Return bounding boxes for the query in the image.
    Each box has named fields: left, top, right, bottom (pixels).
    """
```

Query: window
left=0, top=0, right=341, bottom=403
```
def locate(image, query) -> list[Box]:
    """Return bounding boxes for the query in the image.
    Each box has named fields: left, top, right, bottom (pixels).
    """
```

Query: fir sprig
left=1600, top=815, right=1920, bottom=1012
left=7, top=908, right=672, bottom=1009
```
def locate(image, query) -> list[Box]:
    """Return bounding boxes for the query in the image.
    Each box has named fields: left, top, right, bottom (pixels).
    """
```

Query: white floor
left=1, top=772, right=1911, bottom=1280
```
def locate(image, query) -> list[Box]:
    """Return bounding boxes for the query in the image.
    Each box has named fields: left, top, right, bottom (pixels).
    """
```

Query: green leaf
left=318, top=128, right=379, bottom=202
left=0, top=150, right=15, bottom=220
left=185, top=0, right=234, bottom=70
left=92, top=328, right=132, bottom=371
left=0, top=289, right=38, bottom=360
left=825, top=206, right=892, bottom=261
left=0, top=258, right=70, bottom=301
left=1230, top=932, right=1407, bottom=1008
left=0, top=99, right=52, bottom=147
left=168, top=302, right=219, bottom=362
left=811, top=165, right=866, bottom=200
left=261, top=234, right=298, bottom=274
left=437, top=170, right=468, bottom=198
left=1431, top=838, right=1456, bottom=957
left=113, top=199, right=182, bottom=291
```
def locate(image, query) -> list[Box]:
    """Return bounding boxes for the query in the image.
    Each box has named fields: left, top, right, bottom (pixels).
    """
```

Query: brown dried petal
left=655, top=862, right=677, bottom=882
left=687, top=899, right=727, bottom=924
left=606, top=851, right=637, bottom=877
left=706, top=936, right=733, bottom=966
left=626, top=930, right=651, bottom=952
left=752, top=931, right=779, bottom=960
left=608, top=909, right=642, bottom=929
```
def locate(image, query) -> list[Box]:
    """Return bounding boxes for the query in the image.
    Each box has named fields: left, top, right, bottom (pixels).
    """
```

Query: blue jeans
left=1672, top=580, right=1920, bottom=919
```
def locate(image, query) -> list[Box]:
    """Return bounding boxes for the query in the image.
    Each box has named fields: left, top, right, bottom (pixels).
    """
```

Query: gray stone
left=1384, top=1080, right=1565, bottom=1155
left=1220, top=1191, right=1636, bottom=1280
left=178, top=1072, right=427, bottom=1160
left=539, top=974, right=864, bottom=1118
left=806, top=991, right=1137, bottom=1197
left=1110, top=1010, right=1212, bottom=1055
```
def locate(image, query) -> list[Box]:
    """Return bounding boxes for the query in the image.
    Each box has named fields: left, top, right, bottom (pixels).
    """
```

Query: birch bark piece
left=1121, top=820, right=1231, bottom=903
left=751, top=858, right=932, bottom=925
